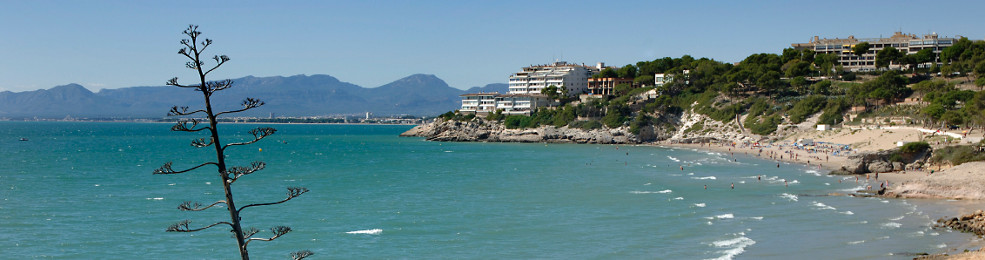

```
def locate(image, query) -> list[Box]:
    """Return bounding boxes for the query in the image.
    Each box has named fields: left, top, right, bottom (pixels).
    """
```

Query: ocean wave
left=694, top=203, right=706, bottom=208
left=805, top=169, right=821, bottom=176
left=890, top=216, right=904, bottom=221
left=708, top=236, right=756, bottom=260
left=146, top=197, right=164, bottom=200
left=715, top=213, right=734, bottom=219
left=881, top=222, right=902, bottom=229
left=749, top=216, right=763, bottom=220
left=673, top=197, right=684, bottom=200
left=779, top=193, right=798, bottom=202
left=692, top=176, right=717, bottom=180
left=346, top=229, right=382, bottom=235
left=847, top=240, right=865, bottom=245
left=630, top=190, right=672, bottom=194
left=840, top=211, right=854, bottom=215
left=812, top=201, right=836, bottom=211
left=668, top=156, right=680, bottom=162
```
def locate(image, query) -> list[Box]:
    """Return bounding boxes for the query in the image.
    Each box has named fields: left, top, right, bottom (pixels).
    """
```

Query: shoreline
left=656, top=140, right=985, bottom=258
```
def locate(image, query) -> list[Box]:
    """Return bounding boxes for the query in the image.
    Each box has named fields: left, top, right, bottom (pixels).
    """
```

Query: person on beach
left=731, top=183, right=734, bottom=189
left=704, top=185, right=707, bottom=190
left=757, top=175, right=761, bottom=181
left=777, top=163, right=780, bottom=168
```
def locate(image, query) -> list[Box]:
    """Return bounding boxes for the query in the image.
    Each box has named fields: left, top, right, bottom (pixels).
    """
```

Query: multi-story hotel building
left=791, top=32, right=959, bottom=72
left=507, top=61, right=598, bottom=96
left=460, top=61, right=601, bottom=116
left=459, top=92, right=499, bottom=115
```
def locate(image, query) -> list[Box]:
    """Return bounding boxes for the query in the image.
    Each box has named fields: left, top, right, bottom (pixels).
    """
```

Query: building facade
left=459, top=92, right=499, bottom=115
left=508, top=61, right=598, bottom=96
left=587, top=77, right=634, bottom=96
left=654, top=73, right=674, bottom=86
left=495, top=94, right=553, bottom=115
left=792, top=32, right=958, bottom=72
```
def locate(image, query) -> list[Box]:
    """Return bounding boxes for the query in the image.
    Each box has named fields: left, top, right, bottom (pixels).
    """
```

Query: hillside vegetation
left=444, top=37, right=985, bottom=140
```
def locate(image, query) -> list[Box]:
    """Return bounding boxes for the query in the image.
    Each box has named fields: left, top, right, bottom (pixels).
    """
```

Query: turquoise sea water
left=1, top=122, right=983, bottom=259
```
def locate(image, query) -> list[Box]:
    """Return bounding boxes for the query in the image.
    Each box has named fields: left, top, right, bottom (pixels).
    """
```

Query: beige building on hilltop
left=791, top=32, right=959, bottom=72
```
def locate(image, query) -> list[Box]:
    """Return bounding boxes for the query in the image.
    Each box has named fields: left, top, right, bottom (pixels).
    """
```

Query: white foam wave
left=668, top=156, right=680, bottom=162
left=847, top=240, right=865, bottom=245
left=346, top=229, right=382, bottom=235
left=780, top=193, right=798, bottom=202
left=630, top=190, right=672, bottom=194
left=812, top=201, right=836, bottom=211
left=881, top=222, right=902, bottom=229
left=146, top=197, right=164, bottom=200
left=694, top=203, right=706, bottom=208
left=840, top=211, right=854, bottom=215
left=673, top=197, right=684, bottom=200
left=715, top=213, right=734, bottom=219
left=890, top=216, right=904, bottom=221
left=708, top=236, right=756, bottom=260
left=692, top=176, right=717, bottom=180
left=805, top=169, right=821, bottom=176
left=937, top=243, right=947, bottom=248
left=750, top=216, right=763, bottom=220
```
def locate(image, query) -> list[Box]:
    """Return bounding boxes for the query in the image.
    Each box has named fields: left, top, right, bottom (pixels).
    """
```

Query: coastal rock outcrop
left=936, top=210, right=985, bottom=236
left=400, top=118, right=640, bottom=144
left=831, top=148, right=929, bottom=175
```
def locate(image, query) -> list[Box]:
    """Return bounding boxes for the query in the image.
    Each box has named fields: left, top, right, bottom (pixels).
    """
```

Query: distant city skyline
left=2, top=0, right=983, bottom=93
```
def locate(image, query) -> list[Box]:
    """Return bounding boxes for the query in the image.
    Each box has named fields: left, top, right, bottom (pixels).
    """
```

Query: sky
left=1, top=0, right=984, bottom=93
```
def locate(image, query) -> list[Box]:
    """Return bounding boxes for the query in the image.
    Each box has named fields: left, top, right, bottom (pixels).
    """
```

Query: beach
left=663, top=126, right=985, bottom=258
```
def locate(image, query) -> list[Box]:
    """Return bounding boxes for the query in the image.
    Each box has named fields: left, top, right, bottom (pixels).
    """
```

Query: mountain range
left=0, top=74, right=507, bottom=118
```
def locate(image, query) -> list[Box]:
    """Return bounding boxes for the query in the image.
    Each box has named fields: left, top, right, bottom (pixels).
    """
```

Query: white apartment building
left=792, top=32, right=959, bottom=71
left=508, top=61, right=597, bottom=96
left=495, top=94, right=553, bottom=115
left=459, top=93, right=499, bottom=115
left=654, top=73, right=673, bottom=86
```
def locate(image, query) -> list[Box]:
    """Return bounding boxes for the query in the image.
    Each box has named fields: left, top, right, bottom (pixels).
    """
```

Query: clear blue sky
left=2, top=0, right=983, bottom=92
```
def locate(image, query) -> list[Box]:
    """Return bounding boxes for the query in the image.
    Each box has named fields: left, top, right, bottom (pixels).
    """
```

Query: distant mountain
left=465, top=83, right=508, bottom=94
left=0, top=74, right=504, bottom=118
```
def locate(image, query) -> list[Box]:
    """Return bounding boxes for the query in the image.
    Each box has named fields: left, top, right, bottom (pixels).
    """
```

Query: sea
left=1, top=121, right=983, bottom=259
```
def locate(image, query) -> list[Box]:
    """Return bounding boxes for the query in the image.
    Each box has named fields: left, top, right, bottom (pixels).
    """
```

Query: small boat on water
left=19, top=138, right=28, bottom=141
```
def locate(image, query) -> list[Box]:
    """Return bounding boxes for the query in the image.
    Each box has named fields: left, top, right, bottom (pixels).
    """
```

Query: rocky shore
left=399, top=117, right=641, bottom=144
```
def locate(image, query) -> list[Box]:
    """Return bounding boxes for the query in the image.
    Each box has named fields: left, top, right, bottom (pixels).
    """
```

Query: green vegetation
left=440, top=37, right=985, bottom=139
left=930, top=145, right=985, bottom=166
left=569, top=120, right=602, bottom=130
left=900, top=141, right=931, bottom=154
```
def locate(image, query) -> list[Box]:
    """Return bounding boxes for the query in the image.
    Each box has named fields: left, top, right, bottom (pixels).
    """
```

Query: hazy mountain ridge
left=0, top=74, right=505, bottom=118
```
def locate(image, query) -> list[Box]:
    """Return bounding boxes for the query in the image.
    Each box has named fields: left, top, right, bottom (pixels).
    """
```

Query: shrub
left=900, top=141, right=930, bottom=154
left=569, top=120, right=602, bottom=130
left=929, top=145, right=985, bottom=166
